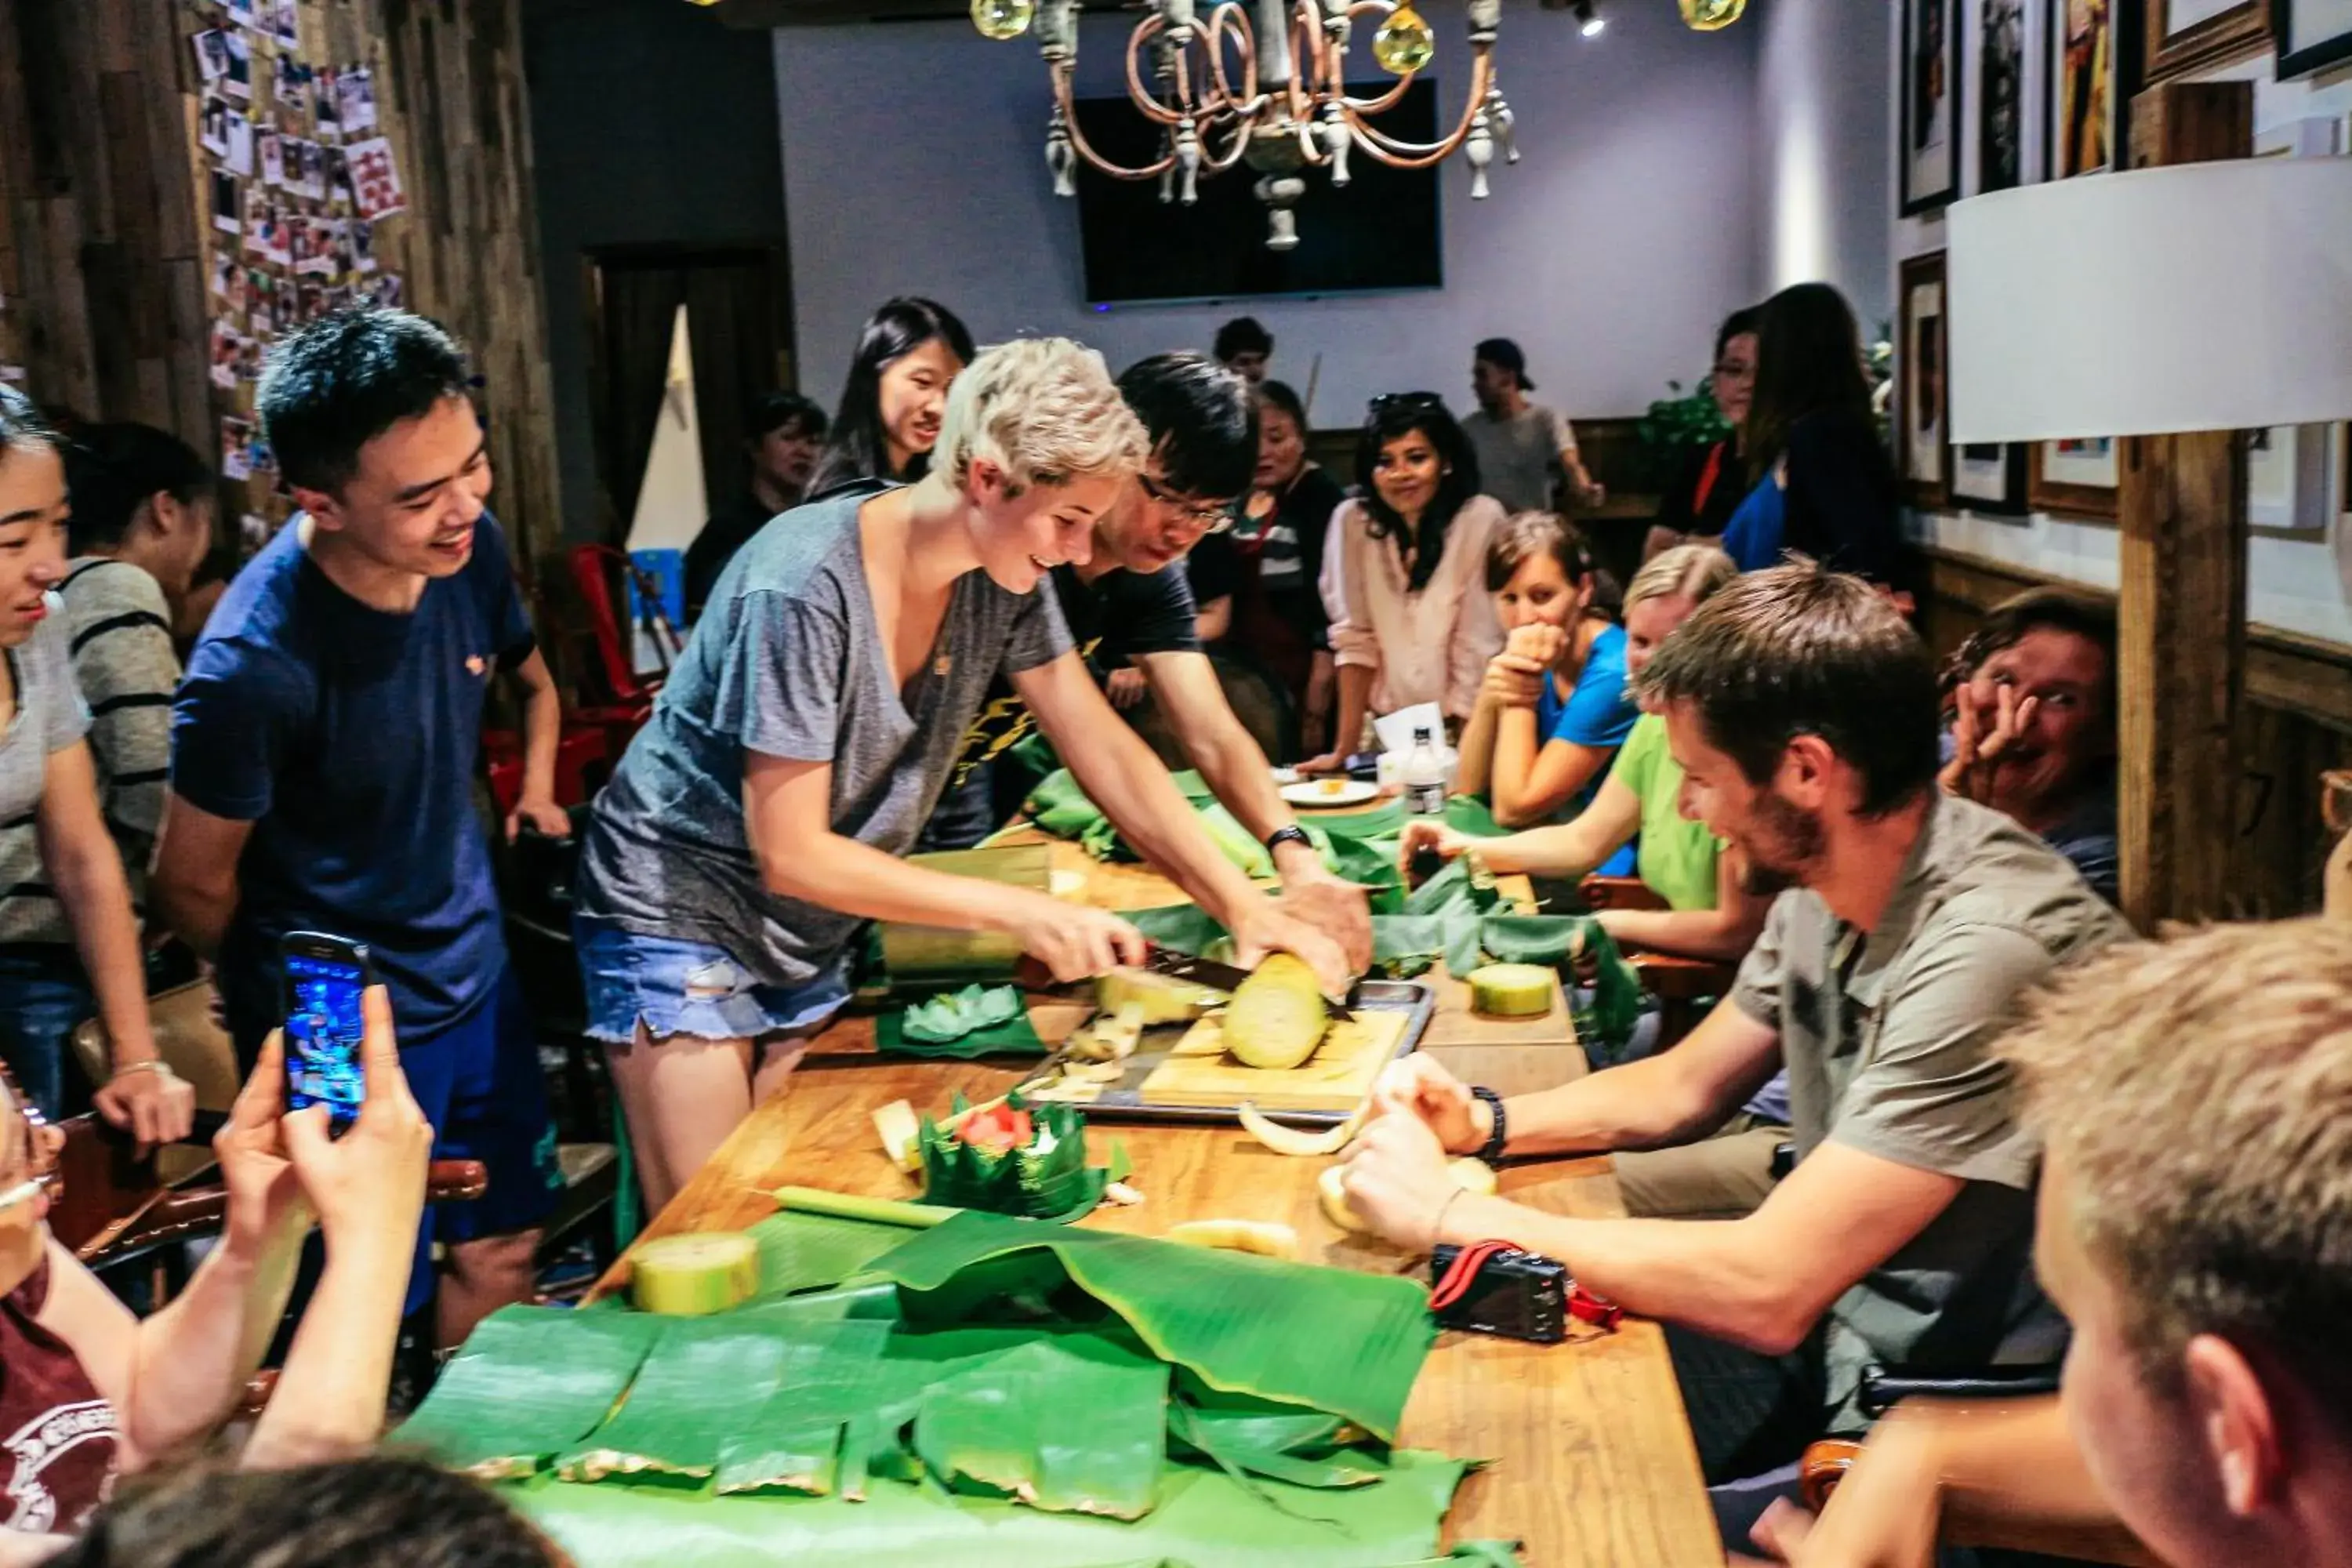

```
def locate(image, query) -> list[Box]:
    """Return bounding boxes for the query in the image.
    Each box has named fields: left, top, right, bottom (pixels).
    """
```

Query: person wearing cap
left=1461, top=339, right=1600, bottom=516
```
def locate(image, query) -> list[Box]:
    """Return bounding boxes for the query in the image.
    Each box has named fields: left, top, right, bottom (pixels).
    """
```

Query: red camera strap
left=1428, top=1240, right=1624, bottom=1330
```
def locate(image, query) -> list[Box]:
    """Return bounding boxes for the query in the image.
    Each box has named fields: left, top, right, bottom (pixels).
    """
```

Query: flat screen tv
left=1073, top=80, right=1443, bottom=305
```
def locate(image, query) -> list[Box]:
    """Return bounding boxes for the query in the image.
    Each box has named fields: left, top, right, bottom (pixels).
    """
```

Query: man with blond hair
left=1750, top=918, right=2352, bottom=1568
left=572, top=336, right=1348, bottom=1211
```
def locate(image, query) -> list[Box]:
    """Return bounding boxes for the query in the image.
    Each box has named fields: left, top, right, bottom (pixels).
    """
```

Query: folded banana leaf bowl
left=395, top=1188, right=1517, bottom=1567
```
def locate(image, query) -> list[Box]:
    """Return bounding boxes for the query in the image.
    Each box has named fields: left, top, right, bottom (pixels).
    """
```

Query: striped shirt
left=0, top=560, right=177, bottom=942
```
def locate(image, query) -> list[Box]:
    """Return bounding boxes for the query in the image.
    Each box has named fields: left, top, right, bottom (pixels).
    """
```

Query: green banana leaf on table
left=398, top=1206, right=1482, bottom=1567
left=873, top=982, right=1048, bottom=1060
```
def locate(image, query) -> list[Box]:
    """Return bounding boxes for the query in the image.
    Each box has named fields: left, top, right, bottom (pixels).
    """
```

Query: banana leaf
left=1168, top=1395, right=1386, bottom=1492
left=394, top=1306, right=666, bottom=1479
left=503, top=1447, right=1472, bottom=1568
left=1442, top=797, right=1511, bottom=838
left=748, top=1210, right=929, bottom=1298
left=913, top=1333, right=1170, bottom=1519
left=1402, top=858, right=1503, bottom=920
left=902, top=983, right=1023, bottom=1042
left=1298, top=798, right=1406, bottom=839
left=875, top=1009, right=1048, bottom=1059
left=867, top=1212, right=1435, bottom=1443
left=713, top=1319, right=894, bottom=1497
left=1124, top=904, right=1229, bottom=956
left=557, top=1316, right=793, bottom=1480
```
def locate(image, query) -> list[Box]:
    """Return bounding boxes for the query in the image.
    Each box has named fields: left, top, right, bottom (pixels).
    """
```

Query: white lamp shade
left=1947, top=156, right=2352, bottom=444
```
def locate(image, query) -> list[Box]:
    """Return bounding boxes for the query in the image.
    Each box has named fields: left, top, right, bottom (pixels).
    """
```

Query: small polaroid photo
left=336, top=67, right=377, bottom=133
left=313, top=66, right=341, bottom=140
left=221, top=30, right=251, bottom=102
left=258, top=130, right=283, bottom=188
left=265, top=206, right=292, bottom=267
left=299, top=139, right=328, bottom=201
left=209, top=250, right=238, bottom=299
left=225, top=0, right=257, bottom=27
left=234, top=335, right=263, bottom=383
left=350, top=218, right=377, bottom=273
left=221, top=418, right=254, bottom=481
left=223, top=111, right=255, bottom=177
left=245, top=269, right=276, bottom=334
left=211, top=170, right=242, bottom=235
left=194, top=30, right=231, bottom=85
left=209, top=321, right=242, bottom=390
left=200, top=94, right=232, bottom=158
left=345, top=136, right=404, bottom=222
left=276, top=59, right=312, bottom=114
left=372, top=271, right=402, bottom=310
left=272, top=0, right=298, bottom=48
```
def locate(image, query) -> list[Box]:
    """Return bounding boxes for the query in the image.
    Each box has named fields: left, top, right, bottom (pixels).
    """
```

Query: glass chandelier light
left=975, top=0, right=1514, bottom=249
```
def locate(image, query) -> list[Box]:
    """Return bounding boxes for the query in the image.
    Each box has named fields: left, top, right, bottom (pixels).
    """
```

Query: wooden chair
left=1577, top=874, right=1738, bottom=1048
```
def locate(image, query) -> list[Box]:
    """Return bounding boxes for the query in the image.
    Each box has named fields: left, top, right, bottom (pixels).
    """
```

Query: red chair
left=566, top=544, right=676, bottom=764
left=482, top=725, right=610, bottom=817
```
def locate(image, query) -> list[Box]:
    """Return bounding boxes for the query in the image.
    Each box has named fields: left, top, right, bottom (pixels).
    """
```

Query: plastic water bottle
left=1404, top=725, right=1446, bottom=815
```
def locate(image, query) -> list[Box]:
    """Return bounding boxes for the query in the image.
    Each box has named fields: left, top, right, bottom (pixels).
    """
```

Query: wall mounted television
left=1072, top=80, right=1443, bottom=306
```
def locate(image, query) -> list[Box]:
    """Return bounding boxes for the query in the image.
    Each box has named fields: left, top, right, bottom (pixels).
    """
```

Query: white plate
left=1281, top=779, right=1379, bottom=808
left=1269, top=766, right=1303, bottom=787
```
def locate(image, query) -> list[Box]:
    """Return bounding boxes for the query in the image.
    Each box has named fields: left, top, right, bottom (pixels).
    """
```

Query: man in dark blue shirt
left=154, top=308, right=568, bottom=1348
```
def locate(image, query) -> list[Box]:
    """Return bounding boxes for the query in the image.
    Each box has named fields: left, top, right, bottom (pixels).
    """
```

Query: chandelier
left=971, top=0, right=1513, bottom=249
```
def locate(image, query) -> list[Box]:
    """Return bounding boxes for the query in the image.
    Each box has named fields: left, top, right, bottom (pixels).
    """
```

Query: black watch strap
left=1265, top=824, right=1313, bottom=856
left=1470, top=1086, right=1508, bottom=1165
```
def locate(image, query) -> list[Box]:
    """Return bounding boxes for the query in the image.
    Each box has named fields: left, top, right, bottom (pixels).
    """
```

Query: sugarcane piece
left=1240, top=1096, right=1373, bottom=1157
left=1221, top=953, right=1330, bottom=1070
left=873, top=1099, right=922, bottom=1174
left=1467, top=962, right=1554, bottom=1018
left=772, top=1185, right=953, bottom=1229
left=630, top=1232, right=760, bottom=1316
left=1166, top=1218, right=1301, bottom=1259
left=1096, top=966, right=1225, bottom=1024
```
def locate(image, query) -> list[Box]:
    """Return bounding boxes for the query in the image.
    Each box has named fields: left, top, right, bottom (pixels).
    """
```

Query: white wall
left=774, top=0, right=1761, bottom=423
left=1895, top=8, right=2352, bottom=644
left=1753, top=0, right=1894, bottom=319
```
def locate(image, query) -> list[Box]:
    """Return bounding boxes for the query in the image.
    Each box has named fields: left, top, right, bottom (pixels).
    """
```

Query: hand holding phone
left=281, top=931, right=374, bottom=1135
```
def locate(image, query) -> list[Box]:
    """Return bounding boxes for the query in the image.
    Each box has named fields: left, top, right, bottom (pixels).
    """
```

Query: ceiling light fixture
left=1573, top=0, right=1605, bottom=38
left=980, top=0, right=1517, bottom=251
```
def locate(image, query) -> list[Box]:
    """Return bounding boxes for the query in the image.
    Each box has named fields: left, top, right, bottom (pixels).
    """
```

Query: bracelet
left=1470, top=1086, right=1508, bottom=1165
left=1265, top=824, right=1313, bottom=858
left=1430, top=1185, right=1468, bottom=1248
left=111, top=1058, right=180, bottom=1083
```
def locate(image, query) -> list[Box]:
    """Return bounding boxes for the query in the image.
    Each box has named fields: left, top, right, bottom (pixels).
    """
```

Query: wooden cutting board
left=1138, top=1007, right=1410, bottom=1112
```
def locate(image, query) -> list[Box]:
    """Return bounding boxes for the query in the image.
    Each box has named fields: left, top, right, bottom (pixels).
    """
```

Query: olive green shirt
left=1729, top=792, right=2131, bottom=1427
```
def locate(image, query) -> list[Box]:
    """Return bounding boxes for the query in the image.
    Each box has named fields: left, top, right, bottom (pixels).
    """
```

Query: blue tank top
left=1721, top=473, right=1786, bottom=572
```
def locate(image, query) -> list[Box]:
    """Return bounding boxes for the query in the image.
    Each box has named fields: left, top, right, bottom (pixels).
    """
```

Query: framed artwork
left=2031, top=438, right=2120, bottom=521
left=1897, top=252, right=1951, bottom=509
left=1902, top=0, right=1963, bottom=213
left=2145, top=0, right=2271, bottom=81
left=1953, top=444, right=2031, bottom=515
left=2046, top=0, right=2120, bottom=179
left=1973, top=0, right=2035, bottom=194
left=2245, top=118, right=2344, bottom=538
left=2274, top=0, right=2352, bottom=78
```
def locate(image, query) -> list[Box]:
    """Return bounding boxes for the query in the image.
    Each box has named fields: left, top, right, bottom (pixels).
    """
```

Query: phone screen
left=284, top=949, right=367, bottom=1129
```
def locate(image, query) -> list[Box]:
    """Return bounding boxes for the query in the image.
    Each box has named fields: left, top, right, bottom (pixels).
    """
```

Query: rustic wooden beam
left=2115, top=81, right=2254, bottom=929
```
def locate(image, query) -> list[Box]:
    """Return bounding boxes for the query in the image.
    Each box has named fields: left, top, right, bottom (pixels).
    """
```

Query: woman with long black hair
left=804, top=297, right=978, bottom=499
left=1302, top=393, right=1505, bottom=772
left=1720, top=283, right=1916, bottom=603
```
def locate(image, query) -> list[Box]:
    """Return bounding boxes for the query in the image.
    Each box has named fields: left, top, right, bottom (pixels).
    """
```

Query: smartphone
left=281, top=931, right=374, bottom=1134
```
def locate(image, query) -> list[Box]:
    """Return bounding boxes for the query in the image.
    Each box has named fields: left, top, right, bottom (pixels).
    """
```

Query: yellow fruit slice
left=1240, top=1097, right=1370, bottom=1156
left=1096, top=967, right=1224, bottom=1024
left=872, top=1099, right=922, bottom=1174
left=630, top=1232, right=759, bottom=1316
left=1467, top=963, right=1553, bottom=1018
left=1319, top=1164, right=1364, bottom=1231
left=1223, top=953, right=1330, bottom=1069
left=1164, top=1218, right=1301, bottom=1260
left=1447, top=1156, right=1499, bottom=1196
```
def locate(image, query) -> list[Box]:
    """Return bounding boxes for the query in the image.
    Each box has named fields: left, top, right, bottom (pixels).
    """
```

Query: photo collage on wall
left=191, top=0, right=406, bottom=554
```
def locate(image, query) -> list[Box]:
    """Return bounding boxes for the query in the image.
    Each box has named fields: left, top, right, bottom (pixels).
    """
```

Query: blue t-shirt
left=1722, top=473, right=1786, bottom=572
left=1531, top=622, right=1639, bottom=869
left=171, top=515, right=534, bottom=1047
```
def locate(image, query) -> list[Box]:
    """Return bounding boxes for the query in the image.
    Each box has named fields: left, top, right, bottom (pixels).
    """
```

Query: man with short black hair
left=1212, top=317, right=1274, bottom=385
left=1462, top=337, right=1599, bottom=514
left=153, top=307, right=568, bottom=1349
left=1341, top=561, right=2129, bottom=1541
left=683, top=390, right=830, bottom=620
left=931, top=352, right=1370, bottom=962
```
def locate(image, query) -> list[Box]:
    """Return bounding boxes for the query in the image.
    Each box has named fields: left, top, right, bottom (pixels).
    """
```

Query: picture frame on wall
left=2243, top=116, right=2344, bottom=537
left=2146, top=0, right=2271, bottom=82
left=1903, top=0, right=1963, bottom=213
left=2274, top=0, right=2352, bottom=78
left=1954, top=444, right=2031, bottom=515
left=1973, top=0, right=2038, bottom=194
left=2047, top=0, right=2121, bottom=179
left=2030, top=438, right=2121, bottom=521
left=1897, top=252, right=1951, bottom=510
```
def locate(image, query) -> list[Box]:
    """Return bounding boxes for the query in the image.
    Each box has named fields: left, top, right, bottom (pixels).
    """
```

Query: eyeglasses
left=1711, top=360, right=1756, bottom=382
left=1138, top=471, right=1238, bottom=533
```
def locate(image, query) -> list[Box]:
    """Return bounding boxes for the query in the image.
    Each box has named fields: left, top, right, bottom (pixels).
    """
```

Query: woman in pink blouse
left=1304, top=394, right=1506, bottom=771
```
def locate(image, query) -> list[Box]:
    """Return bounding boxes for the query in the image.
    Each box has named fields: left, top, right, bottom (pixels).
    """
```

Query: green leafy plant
left=1637, top=369, right=1732, bottom=455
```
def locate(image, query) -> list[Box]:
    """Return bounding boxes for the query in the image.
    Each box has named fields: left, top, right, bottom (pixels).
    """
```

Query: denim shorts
left=573, top=916, right=851, bottom=1046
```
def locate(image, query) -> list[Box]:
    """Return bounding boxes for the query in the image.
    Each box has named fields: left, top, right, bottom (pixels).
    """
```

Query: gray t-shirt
left=1461, top=404, right=1579, bottom=514
left=1728, top=792, right=2130, bottom=1425
left=575, top=482, right=1074, bottom=989
left=0, top=601, right=93, bottom=935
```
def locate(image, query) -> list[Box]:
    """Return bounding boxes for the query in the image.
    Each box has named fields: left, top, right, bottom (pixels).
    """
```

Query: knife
left=1145, top=946, right=1356, bottom=1021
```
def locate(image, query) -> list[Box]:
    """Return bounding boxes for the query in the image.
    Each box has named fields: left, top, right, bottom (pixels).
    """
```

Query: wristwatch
left=1265, top=824, right=1313, bottom=857
left=1469, top=1086, right=1508, bottom=1165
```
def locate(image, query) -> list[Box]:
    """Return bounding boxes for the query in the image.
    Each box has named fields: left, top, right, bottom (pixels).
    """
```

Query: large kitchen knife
left=1145, top=946, right=1356, bottom=1021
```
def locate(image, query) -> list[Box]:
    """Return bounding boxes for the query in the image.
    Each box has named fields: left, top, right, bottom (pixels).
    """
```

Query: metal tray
left=1071, top=978, right=1436, bottom=1127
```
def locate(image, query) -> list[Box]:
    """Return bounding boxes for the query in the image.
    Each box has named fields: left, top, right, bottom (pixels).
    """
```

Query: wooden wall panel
left=0, top=0, right=561, bottom=573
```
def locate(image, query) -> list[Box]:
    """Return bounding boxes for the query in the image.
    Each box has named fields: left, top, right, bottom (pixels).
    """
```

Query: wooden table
left=596, top=838, right=1717, bottom=1566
